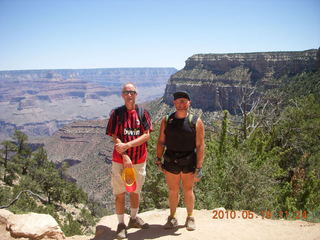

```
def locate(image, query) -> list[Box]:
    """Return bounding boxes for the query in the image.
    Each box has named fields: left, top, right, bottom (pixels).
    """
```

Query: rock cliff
left=163, top=49, right=318, bottom=113
left=38, top=119, right=115, bottom=210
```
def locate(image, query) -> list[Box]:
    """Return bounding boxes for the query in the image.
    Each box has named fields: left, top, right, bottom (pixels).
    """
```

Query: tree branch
left=0, top=190, right=48, bottom=209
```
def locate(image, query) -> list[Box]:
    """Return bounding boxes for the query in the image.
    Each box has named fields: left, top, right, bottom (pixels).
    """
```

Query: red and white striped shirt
left=106, top=106, right=152, bottom=164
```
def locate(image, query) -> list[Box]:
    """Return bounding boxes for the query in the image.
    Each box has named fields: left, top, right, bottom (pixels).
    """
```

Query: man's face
left=173, top=98, right=191, bottom=111
left=121, top=84, right=137, bottom=104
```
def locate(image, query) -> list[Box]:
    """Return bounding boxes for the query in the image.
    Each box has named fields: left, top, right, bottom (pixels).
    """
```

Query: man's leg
left=115, top=192, right=126, bottom=221
left=112, top=162, right=127, bottom=238
left=130, top=161, right=145, bottom=218
left=181, top=172, right=195, bottom=215
left=162, top=170, right=181, bottom=229
left=181, top=172, right=196, bottom=231
left=112, top=161, right=126, bottom=221
left=127, top=162, right=149, bottom=229
left=165, top=171, right=181, bottom=217
left=129, top=192, right=139, bottom=218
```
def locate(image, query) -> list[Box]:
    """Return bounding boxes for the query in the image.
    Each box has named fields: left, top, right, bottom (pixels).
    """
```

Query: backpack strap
left=111, top=105, right=126, bottom=133
left=188, top=114, right=198, bottom=130
left=135, top=104, right=148, bottom=130
left=136, top=104, right=150, bottom=129
left=165, top=112, right=176, bottom=129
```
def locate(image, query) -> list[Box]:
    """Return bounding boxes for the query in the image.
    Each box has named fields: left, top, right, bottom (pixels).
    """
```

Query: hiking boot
left=185, top=216, right=196, bottom=231
left=164, top=216, right=178, bottom=229
left=128, top=216, right=149, bottom=229
left=116, top=223, right=127, bottom=239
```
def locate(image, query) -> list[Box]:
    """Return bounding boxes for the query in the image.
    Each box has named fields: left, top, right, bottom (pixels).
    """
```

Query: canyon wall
left=163, top=49, right=318, bottom=113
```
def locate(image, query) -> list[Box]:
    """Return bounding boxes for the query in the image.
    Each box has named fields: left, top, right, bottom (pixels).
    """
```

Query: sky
left=0, top=0, right=319, bottom=71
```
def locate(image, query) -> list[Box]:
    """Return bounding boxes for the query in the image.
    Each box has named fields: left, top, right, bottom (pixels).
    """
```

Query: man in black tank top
left=155, top=91, right=205, bottom=231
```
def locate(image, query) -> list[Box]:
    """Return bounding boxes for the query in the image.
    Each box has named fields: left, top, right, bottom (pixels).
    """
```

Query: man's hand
left=155, top=158, right=164, bottom=173
left=115, top=142, right=130, bottom=154
left=194, top=168, right=203, bottom=183
left=194, top=176, right=201, bottom=183
left=122, top=154, right=133, bottom=169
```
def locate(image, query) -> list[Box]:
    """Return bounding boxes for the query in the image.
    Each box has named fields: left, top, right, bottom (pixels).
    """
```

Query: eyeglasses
left=122, top=90, right=137, bottom=95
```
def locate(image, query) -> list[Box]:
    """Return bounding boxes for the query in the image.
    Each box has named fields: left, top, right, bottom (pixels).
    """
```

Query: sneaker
left=185, top=216, right=196, bottom=231
left=116, top=223, right=127, bottom=239
left=164, top=216, right=178, bottom=229
left=127, top=216, right=149, bottom=229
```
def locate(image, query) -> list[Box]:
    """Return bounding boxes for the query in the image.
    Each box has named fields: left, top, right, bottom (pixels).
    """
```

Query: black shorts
left=162, top=150, right=196, bottom=174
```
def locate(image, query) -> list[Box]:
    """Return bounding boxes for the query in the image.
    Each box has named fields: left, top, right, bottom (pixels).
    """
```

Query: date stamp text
left=212, top=209, right=308, bottom=220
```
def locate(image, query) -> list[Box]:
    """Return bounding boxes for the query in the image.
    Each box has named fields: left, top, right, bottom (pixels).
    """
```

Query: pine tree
left=0, top=140, right=17, bottom=184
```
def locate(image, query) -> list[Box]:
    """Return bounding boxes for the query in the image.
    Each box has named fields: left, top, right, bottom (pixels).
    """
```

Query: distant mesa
left=164, top=49, right=319, bottom=113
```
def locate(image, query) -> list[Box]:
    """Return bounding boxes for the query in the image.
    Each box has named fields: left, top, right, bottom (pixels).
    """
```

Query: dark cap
left=173, top=91, right=190, bottom=100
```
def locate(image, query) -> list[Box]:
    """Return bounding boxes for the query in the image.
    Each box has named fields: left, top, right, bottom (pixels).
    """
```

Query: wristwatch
left=195, top=168, right=204, bottom=178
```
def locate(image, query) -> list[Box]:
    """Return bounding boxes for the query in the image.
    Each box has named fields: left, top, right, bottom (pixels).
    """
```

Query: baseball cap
left=121, top=167, right=137, bottom=192
left=173, top=91, right=190, bottom=100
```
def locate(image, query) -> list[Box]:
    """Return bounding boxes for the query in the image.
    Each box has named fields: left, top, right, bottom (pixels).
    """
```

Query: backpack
left=165, top=112, right=198, bottom=131
left=110, top=104, right=147, bottom=134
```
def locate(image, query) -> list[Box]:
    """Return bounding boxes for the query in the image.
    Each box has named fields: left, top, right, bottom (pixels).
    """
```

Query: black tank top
left=164, top=113, right=196, bottom=152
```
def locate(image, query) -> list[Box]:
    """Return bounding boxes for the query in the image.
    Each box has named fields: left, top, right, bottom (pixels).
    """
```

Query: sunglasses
left=122, top=90, right=137, bottom=95
left=175, top=99, right=189, bottom=104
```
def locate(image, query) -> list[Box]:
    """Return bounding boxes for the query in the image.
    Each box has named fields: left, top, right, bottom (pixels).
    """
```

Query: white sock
left=117, top=214, right=124, bottom=224
left=130, top=208, right=138, bottom=219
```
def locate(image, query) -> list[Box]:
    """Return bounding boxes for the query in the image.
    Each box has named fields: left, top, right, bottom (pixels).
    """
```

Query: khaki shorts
left=111, top=161, right=146, bottom=195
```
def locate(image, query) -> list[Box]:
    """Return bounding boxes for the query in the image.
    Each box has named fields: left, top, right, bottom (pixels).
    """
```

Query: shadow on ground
left=92, top=224, right=185, bottom=240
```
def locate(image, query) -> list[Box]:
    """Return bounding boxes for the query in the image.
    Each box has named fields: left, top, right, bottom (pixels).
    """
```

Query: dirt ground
left=68, top=208, right=320, bottom=240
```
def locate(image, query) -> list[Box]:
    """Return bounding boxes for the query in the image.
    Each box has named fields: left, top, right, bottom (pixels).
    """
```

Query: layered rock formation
left=0, top=68, right=176, bottom=140
left=163, top=49, right=318, bottom=113
left=39, top=119, right=115, bottom=209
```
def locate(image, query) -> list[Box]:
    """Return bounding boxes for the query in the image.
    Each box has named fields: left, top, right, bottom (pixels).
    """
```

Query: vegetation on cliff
left=142, top=70, right=320, bottom=222
left=0, top=131, right=100, bottom=236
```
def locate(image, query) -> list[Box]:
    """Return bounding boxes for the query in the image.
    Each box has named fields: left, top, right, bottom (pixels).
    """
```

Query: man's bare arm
left=195, top=118, right=205, bottom=169
left=112, top=134, right=132, bottom=168
left=156, top=117, right=166, bottom=158
left=112, top=135, right=122, bottom=144
left=115, top=130, right=150, bottom=154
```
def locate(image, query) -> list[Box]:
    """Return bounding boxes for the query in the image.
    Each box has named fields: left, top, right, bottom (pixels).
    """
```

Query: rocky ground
left=90, top=208, right=320, bottom=240
left=2, top=208, right=320, bottom=240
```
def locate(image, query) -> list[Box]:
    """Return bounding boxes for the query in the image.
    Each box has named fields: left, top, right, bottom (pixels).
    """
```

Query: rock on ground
left=0, top=209, right=65, bottom=240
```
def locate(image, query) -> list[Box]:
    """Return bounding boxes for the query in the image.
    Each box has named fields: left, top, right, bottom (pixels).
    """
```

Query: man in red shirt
left=106, top=82, right=152, bottom=239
